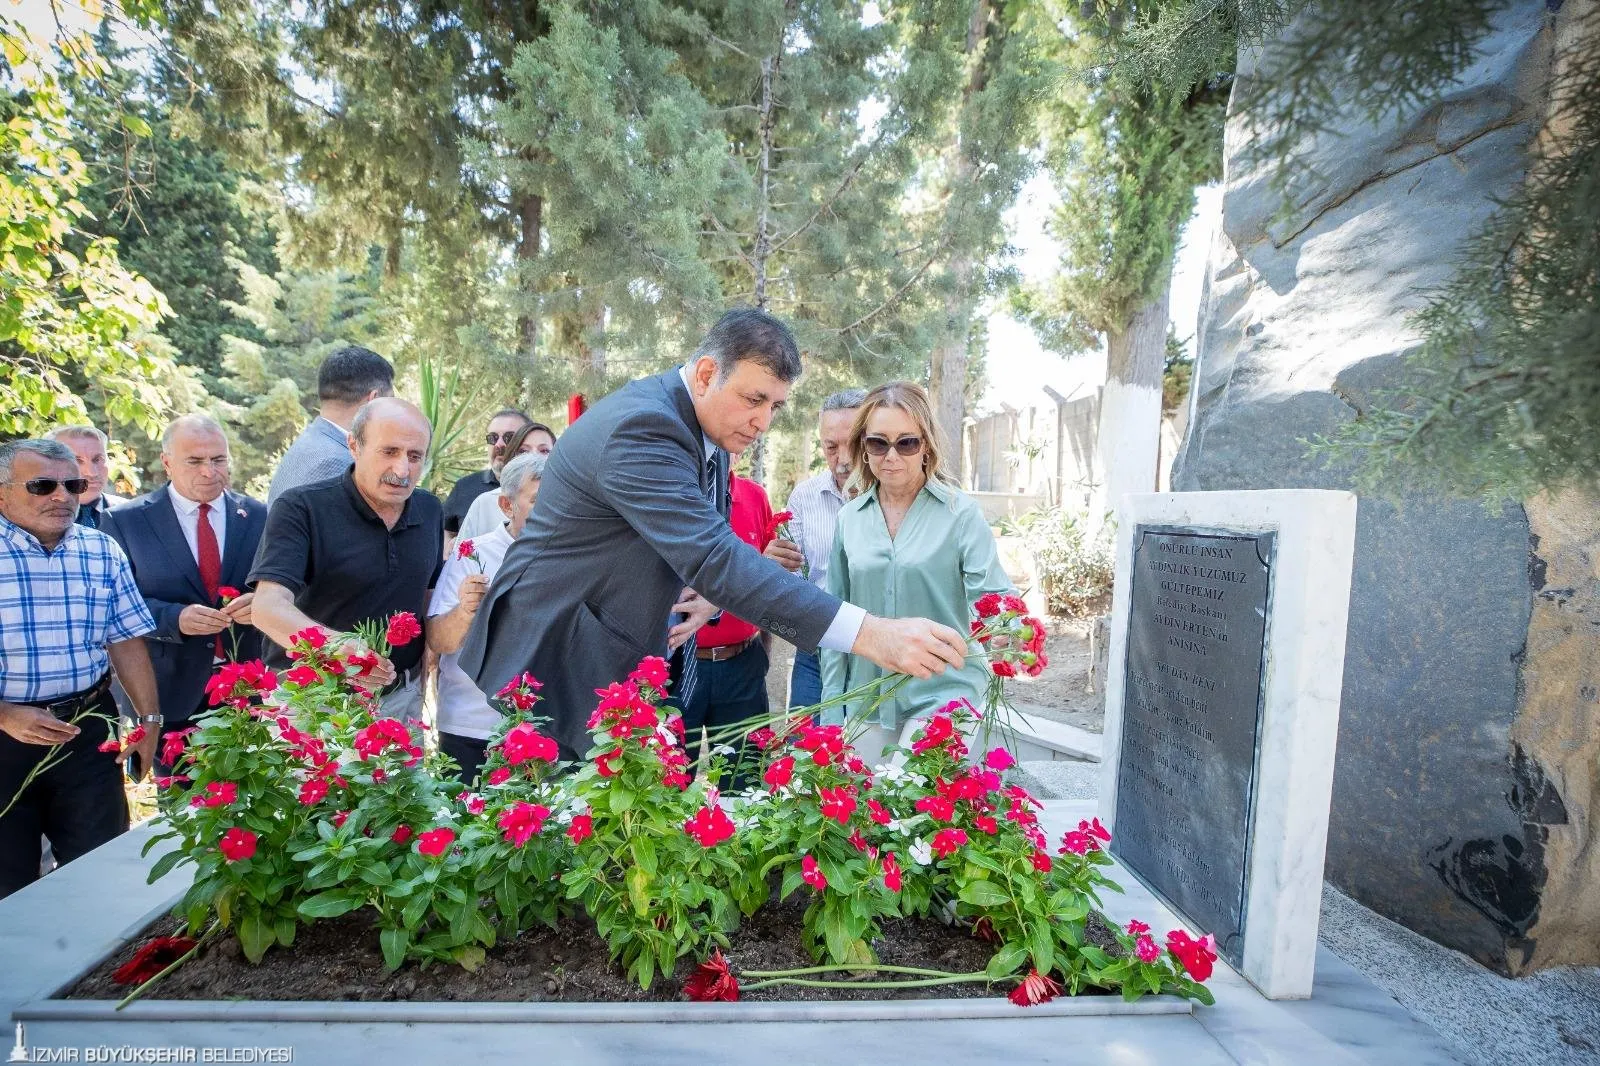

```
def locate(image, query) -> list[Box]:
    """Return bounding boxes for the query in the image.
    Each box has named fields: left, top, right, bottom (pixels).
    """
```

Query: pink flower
left=684, top=949, right=739, bottom=1002
left=1029, top=849, right=1053, bottom=873
left=763, top=755, right=795, bottom=789
left=1166, top=930, right=1218, bottom=982
left=567, top=814, right=594, bottom=844
left=1059, top=830, right=1096, bottom=855
left=284, top=665, right=321, bottom=687
left=416, top=827, right=455, bottom=858
left=748, top=726, right=777, bottom=750
left=298, top=778, right=329, bottom=806
left=218, top=827, right=256, bottom=862
left=984, top=747, right=1015, bottom=771
left=1126, top=918, right=1150, bottom=936
left=331, top=810, right=349, bottom=828
left=462, top=793, right=486, bottom=815
left=800, top=854, right=827, bottom=890
left=1136, top=935, right=1161, bottom=963
left=628, top=656, right=671, bottom=692
left=973, top=815, right=999, bottom=835
left=1082, top=817, right=1112, bottom=843
left=353, top=719, right=413, bottom=760
left=683, top=805, right=736, bottom=848
left=495, top=673, right=543, bottom=711
left=818, top=786, right=856, bottom=824
left=930, top=828, right=968, bottom=858
left=915, top=794, right=955, bottom=822
left=498, top=802, right=550, bottom=847
left=866, top=798, right=892, bottom=825
left=456, top=539, right=477, bottom=560
left=1009, top=968, right=1062, bottom=1006
left=501, top=723, right=559, bottom=766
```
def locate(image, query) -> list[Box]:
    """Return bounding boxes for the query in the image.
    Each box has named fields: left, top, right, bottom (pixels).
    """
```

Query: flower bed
left=112, top=601, right=1215, bottom=1008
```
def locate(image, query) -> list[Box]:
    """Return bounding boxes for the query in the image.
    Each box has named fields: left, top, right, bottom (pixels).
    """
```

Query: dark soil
left=65, top=901, right=1124, bottom=1004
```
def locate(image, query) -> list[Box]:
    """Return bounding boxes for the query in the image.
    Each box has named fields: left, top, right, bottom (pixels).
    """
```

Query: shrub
left=1006, top=506, right=1114, bottom=616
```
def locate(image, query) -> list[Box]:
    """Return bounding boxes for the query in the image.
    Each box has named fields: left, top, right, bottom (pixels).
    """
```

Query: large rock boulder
left=1174, top=0, right=1600, bottom=974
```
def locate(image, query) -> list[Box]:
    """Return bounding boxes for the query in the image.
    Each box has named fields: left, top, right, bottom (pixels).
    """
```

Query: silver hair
left=499, top=452, right=547, bottom=500
left=821, top=389, right=867, bottom=413
left=0, top=439, right=78, bottom=484
left=45, top=424, right=108, bottom=448
left=161, top=414, right=229, bottom=453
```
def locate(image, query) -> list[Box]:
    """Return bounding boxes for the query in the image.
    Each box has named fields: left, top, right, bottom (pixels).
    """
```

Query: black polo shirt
left=442, top=469, right=497, bottom=534
left=248, top=470, right=443, bottom=673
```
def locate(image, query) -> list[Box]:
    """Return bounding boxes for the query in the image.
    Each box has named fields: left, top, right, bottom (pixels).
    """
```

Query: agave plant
left=416, top=354, right=484, bottom=495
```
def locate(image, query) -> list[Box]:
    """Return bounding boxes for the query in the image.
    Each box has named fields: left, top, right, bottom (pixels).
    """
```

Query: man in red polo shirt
left=678, top=470, right=774, bottom=756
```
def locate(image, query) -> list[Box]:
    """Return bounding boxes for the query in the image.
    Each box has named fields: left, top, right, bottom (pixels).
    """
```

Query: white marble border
left=1098, top=490, right=1358, bottom=999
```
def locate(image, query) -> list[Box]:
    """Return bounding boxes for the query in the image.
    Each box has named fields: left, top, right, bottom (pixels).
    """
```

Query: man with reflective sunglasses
left=103, top=416, right=268, bottom=772
left=0, top=439, right=162, bottom=899
left=441, top=408, right=533, bottom=535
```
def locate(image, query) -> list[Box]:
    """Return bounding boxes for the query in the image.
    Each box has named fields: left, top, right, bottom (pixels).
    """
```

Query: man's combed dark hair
left=318, top=345, right=395, bottom=405
left=694, top=307, right=803, bottom=383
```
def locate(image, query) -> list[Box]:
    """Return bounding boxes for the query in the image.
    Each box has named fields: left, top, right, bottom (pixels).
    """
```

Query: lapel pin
left=236, top=507, right=247, bottom=518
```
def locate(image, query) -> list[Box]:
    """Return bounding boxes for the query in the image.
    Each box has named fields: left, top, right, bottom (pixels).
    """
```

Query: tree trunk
left=516, top=190, right=543, bottom=363
left=926, top=0, right=991, bottom=487
left=1091, top=278, right=1170, bottom=529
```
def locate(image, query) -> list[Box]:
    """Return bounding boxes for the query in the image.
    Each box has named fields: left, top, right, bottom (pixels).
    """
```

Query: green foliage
left=0, top=15, right=178, bottom=443
left=416, top=354, right=484, bottom=496
left=1163, top=325, right=1193, bottom=413
left=1005, top=505, right=1115, bottom=616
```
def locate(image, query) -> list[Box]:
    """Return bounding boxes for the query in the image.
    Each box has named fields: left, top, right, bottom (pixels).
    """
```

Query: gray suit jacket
left=458, top=367, right=840, bottom=757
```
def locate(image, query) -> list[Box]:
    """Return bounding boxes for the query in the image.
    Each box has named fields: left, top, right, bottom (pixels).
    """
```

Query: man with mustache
left=248, top=398, right=443, bottom=721
left=0, top=439, right=161, bottom=898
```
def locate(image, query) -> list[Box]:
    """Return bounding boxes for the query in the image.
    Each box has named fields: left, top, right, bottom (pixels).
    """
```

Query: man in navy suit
left=104, top=415, right=267, bottom=773
left=459, top=308, right=968, bottom=759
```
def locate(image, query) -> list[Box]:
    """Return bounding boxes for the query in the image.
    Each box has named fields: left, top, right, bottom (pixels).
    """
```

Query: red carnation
left=1009, top=969, right=1062, bottom=1006
left=216, top=586, right=240, bottom=606
left=385, top=611, right=422, bottom=648
left=456, top=539, right=477, bottom=560
left=218, top=827, right=256, bottom=862
left=112, top=935, right=198, bottom=985
left=567, top=813, right=594, bottom=844
left=973, top=592, right=1004, bottom=618
left=416, top=827, right=456, bottom=858
left=684, top=949, right=740, bottom=1002
left=98, top=739, right=120, bottom=753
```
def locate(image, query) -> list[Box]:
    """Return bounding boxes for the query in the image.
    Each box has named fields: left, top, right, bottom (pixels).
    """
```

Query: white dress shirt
left=676, top=365, right=864, bottom=652
left=169, top=488, right=227, bottom=566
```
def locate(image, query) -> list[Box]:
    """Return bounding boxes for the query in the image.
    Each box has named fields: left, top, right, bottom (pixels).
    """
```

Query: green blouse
left=820, top=478, right=1014, bottom=729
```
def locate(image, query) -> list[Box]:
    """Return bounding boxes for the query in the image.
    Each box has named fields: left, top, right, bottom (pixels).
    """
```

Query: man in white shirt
left=104, top=416, right=268, bottom=768
left=764, top=388, right=865, bottom=707
left=425, top=452, right=545, bottom=781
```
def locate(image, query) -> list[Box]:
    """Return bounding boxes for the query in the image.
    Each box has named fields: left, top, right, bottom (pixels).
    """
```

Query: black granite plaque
left=1112, top=526, right=1273, bottom=968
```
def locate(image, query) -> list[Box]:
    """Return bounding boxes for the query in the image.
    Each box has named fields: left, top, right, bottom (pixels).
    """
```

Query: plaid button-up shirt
left=0, top=514, right=155, bottom=702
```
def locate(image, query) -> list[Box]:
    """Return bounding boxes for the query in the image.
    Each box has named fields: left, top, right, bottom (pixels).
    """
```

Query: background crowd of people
left=0, top=312, right=1013, bottom=900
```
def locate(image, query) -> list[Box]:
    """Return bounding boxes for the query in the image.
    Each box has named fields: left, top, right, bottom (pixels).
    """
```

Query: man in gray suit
left=459, top=309, right=966, bottom=759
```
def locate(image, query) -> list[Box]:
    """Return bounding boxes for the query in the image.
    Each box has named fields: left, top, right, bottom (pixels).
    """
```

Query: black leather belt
left=38, top=675, right=112, bottom=720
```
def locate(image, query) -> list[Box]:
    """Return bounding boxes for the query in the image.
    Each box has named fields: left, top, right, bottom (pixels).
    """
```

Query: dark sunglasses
left=863, top=434, right=924, bottom=458
left=18, top=477, right=89, bottom=496
left=485, top=431, right=520, bottom=446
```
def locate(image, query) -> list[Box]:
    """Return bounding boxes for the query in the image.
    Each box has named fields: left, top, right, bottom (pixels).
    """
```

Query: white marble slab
left=1098, top=490, right=1358, bottom=999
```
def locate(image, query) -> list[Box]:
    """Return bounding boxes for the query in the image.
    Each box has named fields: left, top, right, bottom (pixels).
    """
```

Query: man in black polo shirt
left=248, top=398, right=443, bottom=721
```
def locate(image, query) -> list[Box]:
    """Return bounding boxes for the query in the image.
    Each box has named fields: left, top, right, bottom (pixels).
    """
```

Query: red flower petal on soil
left=1009, top=968, right=1062, bottom=1006
left=112, top=936, right=198, bottom=985
left=416, top=827, right=455, bottom=858
left=800, top=853, right=827, bottom=890
left=683, top=949, right=740, bottom=1002
left=384, top=611, right=422, bottom=647
left=218, top=827, right=256, bottom=862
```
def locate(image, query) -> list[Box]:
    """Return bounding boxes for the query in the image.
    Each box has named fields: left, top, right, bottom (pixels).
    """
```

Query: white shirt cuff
left=819, top=602, right=866, bottom=653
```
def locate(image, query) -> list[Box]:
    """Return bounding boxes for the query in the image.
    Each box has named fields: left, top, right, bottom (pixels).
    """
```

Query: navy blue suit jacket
left=104, top=485, right=268, bottom=724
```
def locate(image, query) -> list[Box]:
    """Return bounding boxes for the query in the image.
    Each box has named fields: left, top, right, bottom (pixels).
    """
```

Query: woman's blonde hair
left=846, top=381, right=956, bottom=496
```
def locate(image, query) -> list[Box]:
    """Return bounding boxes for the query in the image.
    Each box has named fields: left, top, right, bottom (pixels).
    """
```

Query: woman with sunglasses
left=456, top=420, right=556, bottom=541
left=820, top=381, right=1014, bottom=766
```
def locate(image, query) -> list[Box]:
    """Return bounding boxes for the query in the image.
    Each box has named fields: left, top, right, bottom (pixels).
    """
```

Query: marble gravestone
left=1099, top=491, right=1358, bottom=1000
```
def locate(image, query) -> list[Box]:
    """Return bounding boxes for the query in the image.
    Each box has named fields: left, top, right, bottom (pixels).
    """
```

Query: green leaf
left=237, top=913, right=273, bottom=964
left=630, top=836, right=657, bottom=876
left=297, top=891, right=363, bottom=920
left=452, top=944, right=486, bottom=972
left=1028, top=918, right=1055, bottom=976
left=958, top=880, right=1010, bottom=908
left=275, top=916, right=296, bottom=948
left=611, top=786, right=634, bottom=814
left=627, top=866, right=651, bottom=918
left=1080, top=945, right=1112, bottom=969
left=380, top=927, right=409, bottom=971
left=987, top=941, right=1030, bottom=979
left=147, top=849, right=188, bottom=883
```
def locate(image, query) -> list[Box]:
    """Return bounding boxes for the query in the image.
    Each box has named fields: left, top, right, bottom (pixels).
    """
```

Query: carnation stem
left=741, top=973, right=991, bottom=992
left=115, top=919, right=222, bottom=1011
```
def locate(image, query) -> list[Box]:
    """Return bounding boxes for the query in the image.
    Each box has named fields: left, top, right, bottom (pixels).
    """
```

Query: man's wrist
left=137, top=712, right=163, bottom=726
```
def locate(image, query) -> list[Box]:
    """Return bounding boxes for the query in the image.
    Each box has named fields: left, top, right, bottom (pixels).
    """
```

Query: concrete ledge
left=995, top=706, right=1103, bottom=763
left=18, top=994, right=1191, bottom=1025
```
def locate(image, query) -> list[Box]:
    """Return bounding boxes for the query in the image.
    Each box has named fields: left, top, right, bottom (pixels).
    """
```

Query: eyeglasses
left=862, top=435, right=924, bottom=458
left=182, top=457, right=231, bottom=469
left=13, top=477, right=90, bottom=496
left=485, top=431, right=519, bottom=446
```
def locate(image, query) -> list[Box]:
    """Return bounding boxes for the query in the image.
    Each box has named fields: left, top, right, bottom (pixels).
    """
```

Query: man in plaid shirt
left=0, top=439, right=163, bottom=899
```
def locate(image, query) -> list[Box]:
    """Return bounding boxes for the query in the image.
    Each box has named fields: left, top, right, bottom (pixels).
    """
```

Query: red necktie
left=197, top=502, right=223, bottom=657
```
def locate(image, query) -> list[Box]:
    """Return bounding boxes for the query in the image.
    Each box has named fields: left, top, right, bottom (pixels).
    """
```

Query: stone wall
left=1173, top=0, right=1600, bottom=974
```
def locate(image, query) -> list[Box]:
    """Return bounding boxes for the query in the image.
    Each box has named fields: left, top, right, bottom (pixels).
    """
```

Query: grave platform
left=2, top=805, right=1462, bottom=1065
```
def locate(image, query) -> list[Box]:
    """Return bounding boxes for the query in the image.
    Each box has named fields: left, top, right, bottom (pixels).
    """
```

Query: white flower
left=888, top=819, right=909, bottom=836
left=435, top=806, right=453, bottom=822
left=714, top=744, right=737, bottom=757
left=876, top=762, right=908, bottom=783
left=910, top=839, right=932, bottom=866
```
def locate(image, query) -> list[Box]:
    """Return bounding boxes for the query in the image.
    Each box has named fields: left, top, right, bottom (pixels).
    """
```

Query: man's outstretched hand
left=851, top=615, right=968, bottom=679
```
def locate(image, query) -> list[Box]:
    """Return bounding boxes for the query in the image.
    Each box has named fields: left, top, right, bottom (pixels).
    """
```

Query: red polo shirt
left=697, top=473, right=773, bottom=648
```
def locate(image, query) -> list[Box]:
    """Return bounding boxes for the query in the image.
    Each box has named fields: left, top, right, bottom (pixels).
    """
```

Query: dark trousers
left=789, top=648, right=822, bottom=709
left=680, top=641, right=769, bottom=787
left=439, top=731, right=490, bottom=785
left=0, top=690, right=129, bottom=900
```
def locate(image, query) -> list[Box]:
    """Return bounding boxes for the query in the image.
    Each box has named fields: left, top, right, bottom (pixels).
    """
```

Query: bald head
left=347, top=397, right=432, bottom=516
